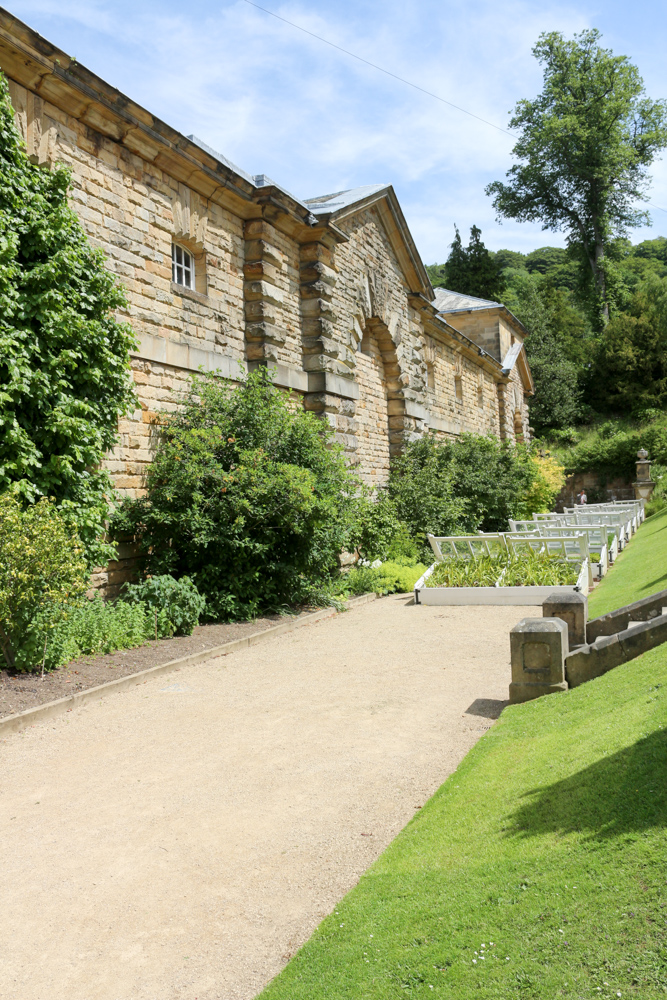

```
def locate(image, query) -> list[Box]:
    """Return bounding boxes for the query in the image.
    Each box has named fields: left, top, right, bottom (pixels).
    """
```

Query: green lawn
left=588, top=507, right=667, bottom=618
left=260, top=512, right=667, bottom=1000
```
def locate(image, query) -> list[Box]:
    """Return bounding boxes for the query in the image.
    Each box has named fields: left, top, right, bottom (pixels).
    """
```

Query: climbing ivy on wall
left=0, top=73, right=137, bottom=566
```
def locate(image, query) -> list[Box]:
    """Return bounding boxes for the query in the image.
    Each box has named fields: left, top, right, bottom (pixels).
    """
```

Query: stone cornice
left=0, top=8, right=328, bottom=243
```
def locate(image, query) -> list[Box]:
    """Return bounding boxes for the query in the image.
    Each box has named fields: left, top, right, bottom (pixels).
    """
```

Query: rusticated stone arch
left=355, top=314, right=409, bottom=487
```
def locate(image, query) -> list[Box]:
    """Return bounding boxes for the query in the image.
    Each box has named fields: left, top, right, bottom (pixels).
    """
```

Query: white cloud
left=10, top=0, right=667, bottom=258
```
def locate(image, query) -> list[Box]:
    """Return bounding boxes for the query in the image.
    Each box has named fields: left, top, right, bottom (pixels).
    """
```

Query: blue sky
left=8, top=0, right=667, bottom=263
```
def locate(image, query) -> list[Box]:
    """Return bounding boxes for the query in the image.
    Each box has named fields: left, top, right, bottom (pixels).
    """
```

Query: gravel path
left=0, top=595, right=536, bottom=1000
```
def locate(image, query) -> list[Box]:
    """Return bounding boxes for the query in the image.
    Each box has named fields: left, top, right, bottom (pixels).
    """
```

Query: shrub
left=519, top=451, right=566, bottom=516
left=113, top=369, right=360, bottom=620
left=122, top=575, right=205, bottom=637
left=337, top=559, right=427, bottom=597
left=646, top=462, right=667, bottom=517
left=549, top=415, right=667, bottom=480
left=16, top=595, right=151, bottom=672
left=386, top=433, right=539, bottom=539
left=0, top=74, right=137, bottom=566
left=0, top=491, right=88, bottom=669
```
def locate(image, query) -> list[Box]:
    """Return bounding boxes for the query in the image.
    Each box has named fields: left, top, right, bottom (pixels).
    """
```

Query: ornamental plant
left=113, top=368, right=360, bottom=620
left=19, top=595, right=151, bottom=672
left=0, top=72, right=137, bottom=565
left=386, top=433, right=538, bottom=538
left=122, top=575, right=206, bottom=637
left=0, top=491, right=88, bottom=668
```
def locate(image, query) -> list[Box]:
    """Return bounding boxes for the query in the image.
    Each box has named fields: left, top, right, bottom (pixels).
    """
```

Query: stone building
left=0, top=10, right=533, bottom=504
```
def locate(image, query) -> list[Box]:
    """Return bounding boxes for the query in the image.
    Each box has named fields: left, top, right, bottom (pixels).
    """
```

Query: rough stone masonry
left=0, top=10, right=534, bottom=590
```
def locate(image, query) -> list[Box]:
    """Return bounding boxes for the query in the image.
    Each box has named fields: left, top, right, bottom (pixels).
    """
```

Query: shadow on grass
left=506, top=728, right=667, bottom=841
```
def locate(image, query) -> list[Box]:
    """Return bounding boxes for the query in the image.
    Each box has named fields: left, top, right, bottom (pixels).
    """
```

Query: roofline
left=437, top=302, right=530, bottom=339
left=0, top=8, right=326, bottom=241
left=311, top=184, right=434, bottom=299
left=409, top=294, right=509, bottom=381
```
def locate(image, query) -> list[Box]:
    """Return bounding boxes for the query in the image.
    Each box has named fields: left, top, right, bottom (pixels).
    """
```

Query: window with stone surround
left=172, top=243, right=194, bottom=289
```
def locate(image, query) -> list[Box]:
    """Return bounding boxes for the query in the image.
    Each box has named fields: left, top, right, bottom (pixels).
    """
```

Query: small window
left=454, top=374, right=463, bottom=403
left=172, top=243, right=194, bottom=289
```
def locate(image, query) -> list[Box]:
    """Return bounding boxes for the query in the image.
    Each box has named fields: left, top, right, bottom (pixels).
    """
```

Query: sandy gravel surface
left=0, top=613, right=307, bottom=719
left=0, top=595, right=536, bottom=1000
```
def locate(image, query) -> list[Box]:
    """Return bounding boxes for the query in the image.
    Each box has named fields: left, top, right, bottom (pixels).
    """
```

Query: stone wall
left=0, top=10, right=535, bottom=594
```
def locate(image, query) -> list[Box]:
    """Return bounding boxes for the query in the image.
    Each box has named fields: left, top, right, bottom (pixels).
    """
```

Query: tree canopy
left=0, top=73, right=136, bottom=565
left=427, top=225, right=504, bottom=301
left=486, top=29, right=667, bottom=325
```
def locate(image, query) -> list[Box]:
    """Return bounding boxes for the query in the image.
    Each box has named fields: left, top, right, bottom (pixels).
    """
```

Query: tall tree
left=486, top=30, right=667, bottom=325
left=442, top=225, right=504, bottom=301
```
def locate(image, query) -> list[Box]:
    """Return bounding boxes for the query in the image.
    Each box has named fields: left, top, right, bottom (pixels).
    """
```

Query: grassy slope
left=588, top=507, right=667, bottom=618
left=260, top=518, right=667, bottom=1000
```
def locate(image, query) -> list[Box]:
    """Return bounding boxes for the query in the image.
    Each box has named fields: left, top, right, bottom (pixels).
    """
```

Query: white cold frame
left=172, top=243, right=194, bottom=289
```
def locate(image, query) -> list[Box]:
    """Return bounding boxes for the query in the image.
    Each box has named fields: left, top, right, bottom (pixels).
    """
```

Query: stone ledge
left=307, top=371, right=360, bottom=400
left=170, top=282, right=209, bottom=305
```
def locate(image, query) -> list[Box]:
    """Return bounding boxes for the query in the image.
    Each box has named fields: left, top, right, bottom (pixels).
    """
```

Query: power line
left=241, top=0, right=516, bottom=139
left=242, top=1, right=667, bottom=224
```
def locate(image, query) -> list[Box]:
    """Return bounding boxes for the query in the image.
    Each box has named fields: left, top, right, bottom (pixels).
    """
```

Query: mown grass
left=588, top=506, right=667, bottom=618
left=260, top=651, right=667, bottom=999
left=260, top=511, right=667, bottom=1000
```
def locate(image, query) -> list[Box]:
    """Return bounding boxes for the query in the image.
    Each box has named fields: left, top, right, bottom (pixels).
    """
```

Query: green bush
left=386, top=433, right=538, bottom=540
left=0, top=74, right=137, bottom=566
left=17, top=595, right=150, bottom=672
left=113, top=369, right=360, bottom=621
left=337, top=559, right=427, bottom=597
left=547, top=415, right=667, bottom=480
left=122, top=575, right=205, bottom=637
left=0, top=491, right=88, bottom=669
left=645, top=462, right=667, bottom=517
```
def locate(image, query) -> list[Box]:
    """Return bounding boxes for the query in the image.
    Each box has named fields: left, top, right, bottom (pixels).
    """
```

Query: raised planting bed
left=414, top=544, right=589, bottom=606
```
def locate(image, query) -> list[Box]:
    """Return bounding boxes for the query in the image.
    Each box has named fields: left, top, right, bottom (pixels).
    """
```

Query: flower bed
left=415, top=550, right=588, bottom=606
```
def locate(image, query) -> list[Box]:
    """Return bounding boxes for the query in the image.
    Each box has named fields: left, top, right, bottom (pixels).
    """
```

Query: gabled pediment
left=303, top=184, right=433, bottom=299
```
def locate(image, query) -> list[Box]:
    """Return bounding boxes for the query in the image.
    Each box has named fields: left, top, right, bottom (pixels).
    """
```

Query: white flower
left=505, top=957, right=510, bottom=961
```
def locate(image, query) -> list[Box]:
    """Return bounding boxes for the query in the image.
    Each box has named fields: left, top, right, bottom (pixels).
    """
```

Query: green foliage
left=546, top=414, right=667, bottom=480
left=501, top=550, right=579, bottom=586
left=426, top=554, right=506, bottom=588
left=122, top=574, right=205, bottom=637
left=387, top=434, right=537, bottom=539
left=645, top=463, right=667, bottom=518
left=0, top=73, right=137, bottom=565
left=426, top=550, right=579, bottom=588
left=113, top=368, right=360, bottom=621
left=502, top=272, right=584, bottom=430
left=338, top=559, right=427, bottom=597
left=260, top=642, right=667, bottom=1000
left=349, top=494, right=402, bottom=561
left=487, top=29, right=667, bottom=324
left=591, top=274, right=667, bottom=414
left=428, top=225, right=504, bottom=300
left=0, top=491, right=88, bottom=668
left=16, top=595, right=150, bottom=672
